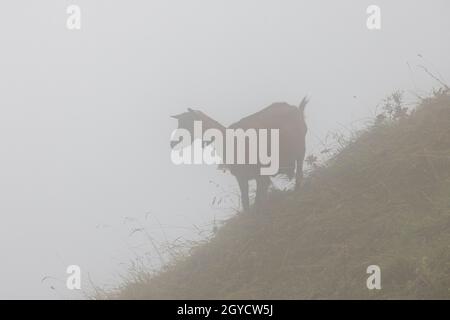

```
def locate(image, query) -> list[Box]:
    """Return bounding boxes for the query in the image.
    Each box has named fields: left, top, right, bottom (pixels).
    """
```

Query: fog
left=0, top=0, right=449, bottom=298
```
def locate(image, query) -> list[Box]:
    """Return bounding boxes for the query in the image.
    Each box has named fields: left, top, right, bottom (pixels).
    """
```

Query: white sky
left=0, top=0, right=449, bottom=298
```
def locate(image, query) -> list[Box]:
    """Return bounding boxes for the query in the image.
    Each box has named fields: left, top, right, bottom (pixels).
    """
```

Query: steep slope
left=111, top=90, right=450, bottom=299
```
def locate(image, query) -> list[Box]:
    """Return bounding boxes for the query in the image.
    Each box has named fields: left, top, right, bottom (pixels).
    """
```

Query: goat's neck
left=193, top=112, right=227, bottom=162
left=196, top=111, right=226, bottom=133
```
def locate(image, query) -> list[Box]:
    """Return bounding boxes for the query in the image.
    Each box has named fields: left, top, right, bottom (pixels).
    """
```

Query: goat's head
left=171, top=108, right=227, bottom=149
left=170, top=108, right=200, bottom=149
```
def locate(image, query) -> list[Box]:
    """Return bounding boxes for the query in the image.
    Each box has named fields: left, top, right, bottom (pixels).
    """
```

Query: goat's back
left=226, top=102, right=306, bottom=178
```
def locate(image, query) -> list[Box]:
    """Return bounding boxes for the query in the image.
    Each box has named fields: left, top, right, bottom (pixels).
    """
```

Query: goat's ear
left=170, top=114, right=181, bottom=120
left=188, top=108, right=200, bottom=117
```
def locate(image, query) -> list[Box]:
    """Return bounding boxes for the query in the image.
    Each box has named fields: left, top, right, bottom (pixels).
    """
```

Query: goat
left=171, top=97, right=309, bottom=212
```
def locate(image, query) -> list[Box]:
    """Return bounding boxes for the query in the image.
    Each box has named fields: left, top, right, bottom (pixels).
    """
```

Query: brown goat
left=171, top=97, right=309, bottom=212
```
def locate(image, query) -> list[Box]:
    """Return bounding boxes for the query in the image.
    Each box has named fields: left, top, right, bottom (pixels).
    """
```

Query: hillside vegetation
left=109, top=89, right=450, bottom=299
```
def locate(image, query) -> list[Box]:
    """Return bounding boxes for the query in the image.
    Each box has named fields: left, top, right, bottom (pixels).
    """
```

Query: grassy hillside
left=108, top=89, right=450, bottom=299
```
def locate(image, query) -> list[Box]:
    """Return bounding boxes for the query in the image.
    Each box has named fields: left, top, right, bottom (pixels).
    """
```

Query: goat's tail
left=299, top=96, right=310, bottom=112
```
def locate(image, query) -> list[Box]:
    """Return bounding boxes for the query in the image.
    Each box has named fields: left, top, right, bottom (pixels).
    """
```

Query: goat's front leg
left=237, top=177, right=249, bottom=212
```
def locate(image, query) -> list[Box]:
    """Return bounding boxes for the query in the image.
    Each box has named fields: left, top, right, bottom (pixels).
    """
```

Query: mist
left=0, top=0, right=449, bottom=298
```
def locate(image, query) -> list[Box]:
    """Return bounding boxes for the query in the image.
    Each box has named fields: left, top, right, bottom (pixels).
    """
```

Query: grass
left=104, top=88, right=450, bottom=300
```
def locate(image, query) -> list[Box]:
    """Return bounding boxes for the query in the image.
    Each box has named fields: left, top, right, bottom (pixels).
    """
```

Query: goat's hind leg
left=295, top=158, right=304, bottom=191
left=255, top=176, right=270, bottom=213
left=237, top=177, right=250, bottom=212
